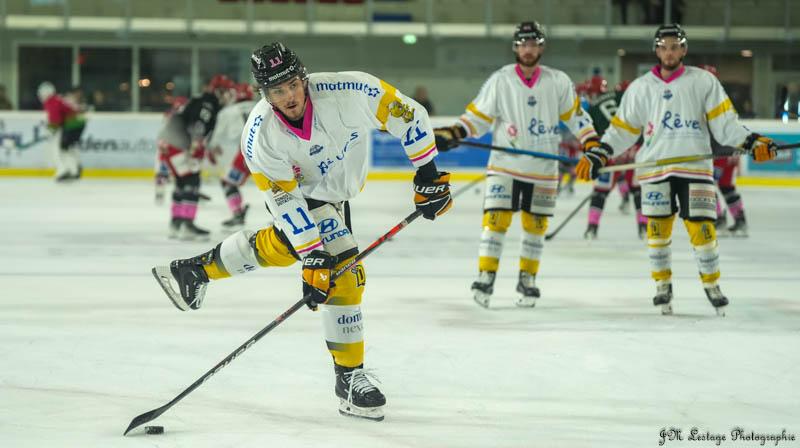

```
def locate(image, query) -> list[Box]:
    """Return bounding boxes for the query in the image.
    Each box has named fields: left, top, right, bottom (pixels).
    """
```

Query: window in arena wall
left=198, top=49, right=250, bottom=90
left=139, top=48, right=192, bottom=113
left=79, top=47, right=133, bottom=112
left=17, top=46, right=72, bottom=111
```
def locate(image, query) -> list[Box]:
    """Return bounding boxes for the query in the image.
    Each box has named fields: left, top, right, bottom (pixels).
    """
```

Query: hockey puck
left=144, top=426, right=164, bottom=435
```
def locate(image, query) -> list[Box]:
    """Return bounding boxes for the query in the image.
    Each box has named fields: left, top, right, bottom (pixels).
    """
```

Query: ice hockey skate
left=222, top=204, right=249, bottom=229
left=652, top=281, right=673, bottom=315
left=728, top=218, right=748, bottom=238
left=169, top=219, right=211, bottom=241
left=471, top=271, right=496, bottom=308
left=152, top=250, right=214, bottom=311
left=335, top=364, right=386, bottom=421
left=515, top=271, right=540, bottom=307
left=704, top=284, right=728, bottom=316
left=584, top=224, right=598, bottom=240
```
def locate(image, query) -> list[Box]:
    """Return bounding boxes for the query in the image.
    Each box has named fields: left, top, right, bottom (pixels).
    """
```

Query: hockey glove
left=576, top=140, right=613, bottom=181
left=413, top=171, right=453, bottom=220
left=302, top=250, right=337, bottom=310
left=743, top=133, right=777, bottom=162
left=433, top=125, right=467, bottom=152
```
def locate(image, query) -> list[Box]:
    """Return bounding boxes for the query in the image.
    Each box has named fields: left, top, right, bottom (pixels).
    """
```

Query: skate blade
left=338, top=399, right=384, bottom=422
left=472, top=292, right=490, bottom=309
left=715, top=305, right=726, bottom=317
left=515, top=297, right=537, bottom=308
left=660, top=303, right=673, bottom=315
left=152, top=266, right=190, bottom=311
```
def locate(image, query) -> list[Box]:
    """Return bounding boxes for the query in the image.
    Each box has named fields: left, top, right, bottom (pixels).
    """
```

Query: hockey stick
left=545, top=193, right=592, bottom=241
left=598, top=143, right=800, bottom=174
left=456, top=140, right=580, bottom=164
left=123, top=176, right=484, bottom=436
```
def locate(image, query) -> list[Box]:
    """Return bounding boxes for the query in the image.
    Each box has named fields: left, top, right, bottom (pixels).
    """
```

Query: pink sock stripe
left=184, top=203, right=198, bottom=220
left=588, top=208, right=602, bottom=225
left=637, top=211, right=647, bottom=224
left=728, top=201, right=744, bottom=218
left=618, top=182, right=630, bottom=195
left=227, top=194, right=243, bottom=214
left=171, top=203, right=181, bottom=219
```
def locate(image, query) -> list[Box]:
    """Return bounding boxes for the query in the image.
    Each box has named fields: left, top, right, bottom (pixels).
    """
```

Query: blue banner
left=747, top=132, right=800, bottom=173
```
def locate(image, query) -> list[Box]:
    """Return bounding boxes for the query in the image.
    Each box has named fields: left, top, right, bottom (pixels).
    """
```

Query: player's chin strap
left=123, top=175, right=485, bottom=436
left=597, top=142, right=800, bottom=174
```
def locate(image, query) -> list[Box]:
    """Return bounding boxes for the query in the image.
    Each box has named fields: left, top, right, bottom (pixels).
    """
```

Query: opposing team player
left=38, top=82, right=87, bottom=182
left=156, top=75, right=233, bottom=240
left=434, top=21, right=599, bottom=308
left=714, top=154, right=748, bottom=236
left=152, top=42, right=452, bottom=421
left=206, top=82, right=259, bottom=229
left=576, top=24, right=777, bottom=315
left=583, top=78, right=647, bottom=239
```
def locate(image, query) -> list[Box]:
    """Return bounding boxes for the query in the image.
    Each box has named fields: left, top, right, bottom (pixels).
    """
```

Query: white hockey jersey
left=459, top=64, right=597, bottom=185
left=601, top=65, right=751, bottom=183
left=241, top=71, right=438, bottom=258
left=207, top=99, right=257, bottom=169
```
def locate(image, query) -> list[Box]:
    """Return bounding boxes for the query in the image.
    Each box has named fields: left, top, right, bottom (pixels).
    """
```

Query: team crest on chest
left=309, top=144, right=323, bottom=156
left=663, top=89, right=673, bottom=100
left=527, top=95, right=537, bottom=107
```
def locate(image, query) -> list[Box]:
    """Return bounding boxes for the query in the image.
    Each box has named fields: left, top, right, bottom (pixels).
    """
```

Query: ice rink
left=1, top=177, right=798, bottom=448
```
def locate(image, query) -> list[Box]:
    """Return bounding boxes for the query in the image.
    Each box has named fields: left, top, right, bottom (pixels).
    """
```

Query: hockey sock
left=520, top=213, right=547, bottom=275
left=223, top=182, right=244, bottom=215
left=721, top=186, right=745, bottom=221
left=588, top=190, right=609, bottom=226
left=202, top=227, right=297, bottom=280
left=478, top=211, right=512, bottom=272
left=647, top=215, right=675, bottom=281
left=685, top=220, right=720, bottom=285
left=320, top=256, right=366, bottom=368
left=173, top=173, right=201, bottom=221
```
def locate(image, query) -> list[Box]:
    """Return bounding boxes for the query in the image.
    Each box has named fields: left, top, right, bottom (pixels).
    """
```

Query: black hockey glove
left=413, top=171, right=453, bottom=220
left=433, top=125, right=467, bottom=152
left=302, top=250, right=337, bottom=310
left=576, top=139, right=613, bottom=180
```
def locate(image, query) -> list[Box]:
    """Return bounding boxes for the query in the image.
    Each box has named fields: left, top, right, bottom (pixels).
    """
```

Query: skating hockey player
left=434, top=21, right=599, bottom=308
left=156, top=75, right=234, bottom=240
left=206, top=82, right=259, bottom=229
left=576, top=24, right=777, bottom=315
left=152, top=42, right=452, bottom=421
left=38, top=82, right=86, bottom=182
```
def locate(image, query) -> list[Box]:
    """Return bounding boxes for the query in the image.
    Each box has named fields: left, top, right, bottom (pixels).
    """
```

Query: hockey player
left=157, top=75, right=233, bottom=240
left=38, top=82, right=86, bottom=182
left=714, top=154, right=748, bottom=237
left=583, top=78, right=647, bottom=239
left=152, top=42, right=452, bottom=421
left=206, top=82, right=259, bottom=229
left=434, top=21, right=599, bottom=308
left=576, top=24, right=777, bottom=315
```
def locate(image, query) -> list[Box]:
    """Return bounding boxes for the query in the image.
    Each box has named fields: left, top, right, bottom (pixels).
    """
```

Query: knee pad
left=482, top=210, right=513, bottom=232
left=647, top=215, right=675, bottom=247
left=684, top=219, right=717, bottom=248
left=521, top=213, right=548, bottom=236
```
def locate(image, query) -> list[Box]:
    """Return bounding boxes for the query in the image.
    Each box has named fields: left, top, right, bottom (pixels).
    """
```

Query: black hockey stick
left=456, top=140, right=580, bottom=163
left=545, top=193, right=592, bottom=241
left=123, top=176, right=484, bottom=436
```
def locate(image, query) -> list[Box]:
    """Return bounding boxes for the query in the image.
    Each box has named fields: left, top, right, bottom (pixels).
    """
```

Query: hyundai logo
left=646, top=192, right=664, bottom=201
left=490, top=185, right=505, bottom=194
left=318, top=218, right=339, bottom=234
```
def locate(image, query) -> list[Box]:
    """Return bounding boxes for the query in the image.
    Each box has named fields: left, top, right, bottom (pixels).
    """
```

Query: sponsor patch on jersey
left=527, top=95, right=537, bottom=107
left=527, top=117, right=561, bottom=136
left=309, top=144, right=323, bottom=156
left=317, top=131, right=359, bottom=176
left=388, top=100, right=415, bottom=123
left=314, top=81, right=380, bottom=98
left=244, top=115, right=264, bottom=161
left=318, top=218, right=339, bottom=234
left=662, top=89, right=673, bottom=100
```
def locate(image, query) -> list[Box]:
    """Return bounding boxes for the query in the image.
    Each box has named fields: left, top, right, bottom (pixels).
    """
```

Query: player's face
left=655, top=36, right=687, bottom=71
left=514, top=40, right=544, bottom=67
left=266, top=77, right=307, bottom=120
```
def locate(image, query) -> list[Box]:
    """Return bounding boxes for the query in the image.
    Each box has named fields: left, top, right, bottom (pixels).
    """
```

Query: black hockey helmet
left=513, top=21, right=546, bottom=46
left=653, top=23, right=687, bottom=50
left=250, top=42, right=308, bottom=90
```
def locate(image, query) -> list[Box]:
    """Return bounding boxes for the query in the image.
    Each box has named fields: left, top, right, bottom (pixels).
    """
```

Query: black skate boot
left=728, top=218, right=748, bottom=238
left=335, top=364, right=386, bottom=422
left=704, top=284, right=728, bottom=316
left=151, top=248, right=216, bottom=311
left=715, top=215, right=730, bottom=238
left=618, top=195, right=630, bottom=214
left=179, top=221, right=211, bottom=241
left=637, top=222, right=647, bottom=240
left=222, top=204, right=250, bottom=228
left=584, top=224, right=598, bottom=240
left=471, top=271, right=496, bottom=308
left=652, top=281, right=673, bottom=315
left=515, top=271, right=540, bottom=307
left=168, top=218, right=184, bottom=239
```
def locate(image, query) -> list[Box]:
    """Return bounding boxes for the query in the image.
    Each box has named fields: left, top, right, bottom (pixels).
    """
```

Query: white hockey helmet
left=37, top=82, right=56, bottom=103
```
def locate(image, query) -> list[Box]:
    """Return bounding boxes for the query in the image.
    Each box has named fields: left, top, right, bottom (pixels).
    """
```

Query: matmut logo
left=314, top=81, right=380, bottom=98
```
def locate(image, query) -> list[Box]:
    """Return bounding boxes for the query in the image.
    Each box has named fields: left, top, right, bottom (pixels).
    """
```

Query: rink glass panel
left=16, top=46, right=72, bottom=111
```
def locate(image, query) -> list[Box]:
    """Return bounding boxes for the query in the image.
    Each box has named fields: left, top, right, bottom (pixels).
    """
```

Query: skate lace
left=705, top=285, right=723, bottom=299
left=344, top=368, right=381, bottom=403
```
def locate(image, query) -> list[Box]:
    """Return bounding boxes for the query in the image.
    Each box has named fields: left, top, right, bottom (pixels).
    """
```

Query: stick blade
left=124, top=406, right=166, bottom=436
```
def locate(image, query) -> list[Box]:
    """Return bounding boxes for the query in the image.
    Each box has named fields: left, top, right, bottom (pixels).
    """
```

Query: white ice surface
left=0, top=178, right=798, bottom=448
